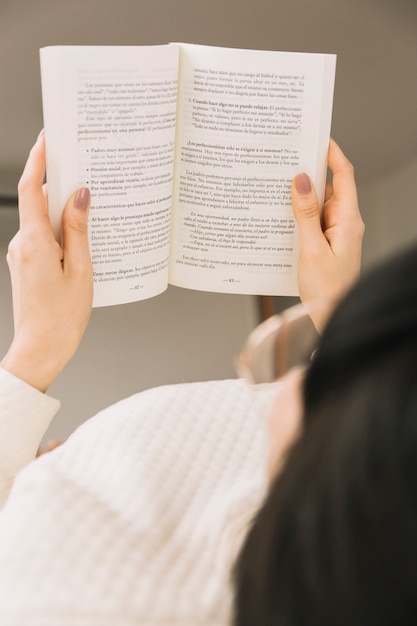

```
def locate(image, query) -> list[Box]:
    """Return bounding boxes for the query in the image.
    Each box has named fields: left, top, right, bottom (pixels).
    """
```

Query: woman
left=0, top=131, right=363, bottom=624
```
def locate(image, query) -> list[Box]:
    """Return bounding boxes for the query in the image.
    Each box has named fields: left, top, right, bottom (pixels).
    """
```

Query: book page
left=169, top=44, right=336, bottom=296
left=40, top=45, right=179, bottom=307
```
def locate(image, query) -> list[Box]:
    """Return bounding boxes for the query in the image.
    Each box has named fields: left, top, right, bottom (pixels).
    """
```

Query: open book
left=40, top=43, right=336, bottom=307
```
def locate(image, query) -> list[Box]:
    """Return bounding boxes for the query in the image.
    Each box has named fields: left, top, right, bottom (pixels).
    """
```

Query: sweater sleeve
left=0, top=368, right=61, bottom=506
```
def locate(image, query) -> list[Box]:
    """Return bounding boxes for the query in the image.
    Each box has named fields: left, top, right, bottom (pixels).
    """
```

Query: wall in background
left=359, top=155, right=417, bottom=269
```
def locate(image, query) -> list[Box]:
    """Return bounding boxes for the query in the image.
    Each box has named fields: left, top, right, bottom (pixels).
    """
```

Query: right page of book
left=169, top=43, right=336, bottom=296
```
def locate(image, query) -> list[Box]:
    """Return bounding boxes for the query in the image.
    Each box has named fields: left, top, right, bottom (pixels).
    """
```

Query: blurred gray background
left=0, top=0, right=416, bottom=440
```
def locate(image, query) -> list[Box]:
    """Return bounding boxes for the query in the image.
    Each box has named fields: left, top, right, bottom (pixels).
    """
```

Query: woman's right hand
left=291, top=138, right=365, bottom=332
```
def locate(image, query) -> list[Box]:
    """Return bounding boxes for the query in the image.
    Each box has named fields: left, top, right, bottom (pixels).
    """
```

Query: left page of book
left=40, top=45, right=180, bottom=307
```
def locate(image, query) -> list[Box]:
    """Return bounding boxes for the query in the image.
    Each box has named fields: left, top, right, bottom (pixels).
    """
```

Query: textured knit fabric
left=0, top=370, right=278, bottom=625
left=0, top=368, right=60, bottom=506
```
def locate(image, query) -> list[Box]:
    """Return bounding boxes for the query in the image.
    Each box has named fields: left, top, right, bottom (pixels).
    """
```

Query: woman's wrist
left=1, top=343, right=60, bottom=393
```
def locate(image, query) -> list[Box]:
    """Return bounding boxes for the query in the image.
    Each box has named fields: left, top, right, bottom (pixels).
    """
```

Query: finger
left=324, top=139, right=364, bottom=244
left=61, top=187, right=92, bottom=276
left=291, top=173, right=326, bottom=250
left=328, top=138, right=359, bottom=208
left=17, top=130, right=49, bottom=229
left=324, top=180, right=333, bottom=203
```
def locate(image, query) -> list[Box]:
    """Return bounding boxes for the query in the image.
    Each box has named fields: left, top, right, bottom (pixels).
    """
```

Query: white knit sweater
left=0, top=367, right=278, bottom=625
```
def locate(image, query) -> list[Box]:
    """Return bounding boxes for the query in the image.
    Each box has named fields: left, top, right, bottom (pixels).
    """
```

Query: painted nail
left=295, top=173, right=311, bottom=195
left=74, top=187, right=90, bottom=210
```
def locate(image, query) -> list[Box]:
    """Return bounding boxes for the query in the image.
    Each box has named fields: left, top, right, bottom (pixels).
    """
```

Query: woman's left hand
left=1, top=131, right=93, bottom=392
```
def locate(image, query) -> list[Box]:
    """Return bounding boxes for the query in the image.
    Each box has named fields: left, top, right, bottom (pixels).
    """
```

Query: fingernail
left=37, top=128, right=45, bottom=142
left=295, top=173, right=311, bottom=195
left=74, top=187, right=90, bottom=210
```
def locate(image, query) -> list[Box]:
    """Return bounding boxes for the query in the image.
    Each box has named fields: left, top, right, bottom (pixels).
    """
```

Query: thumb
left=291, top=174, right=324, bottom=248
left=61, top=187, right=91, bottom=269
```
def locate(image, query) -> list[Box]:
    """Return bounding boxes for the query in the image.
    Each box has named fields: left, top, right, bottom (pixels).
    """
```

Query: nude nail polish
left=74, top=188, right=90, bottom=210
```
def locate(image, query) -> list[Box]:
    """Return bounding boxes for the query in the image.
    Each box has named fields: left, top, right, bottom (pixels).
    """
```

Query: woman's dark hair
left=234, top=243, right=417, bottom=626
